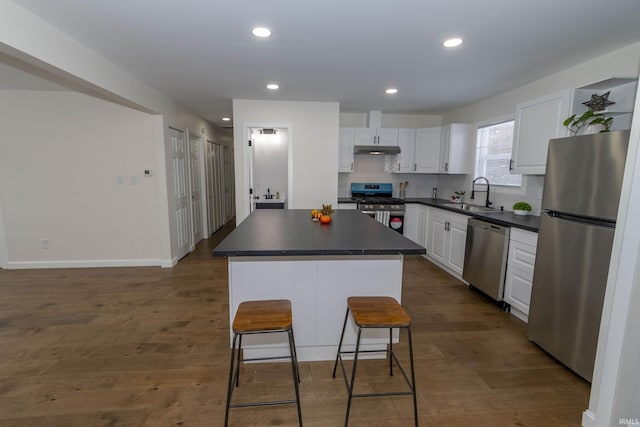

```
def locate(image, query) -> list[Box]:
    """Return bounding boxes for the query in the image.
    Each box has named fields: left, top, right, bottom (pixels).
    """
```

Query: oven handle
left=360, top=210, right=405, bottom=216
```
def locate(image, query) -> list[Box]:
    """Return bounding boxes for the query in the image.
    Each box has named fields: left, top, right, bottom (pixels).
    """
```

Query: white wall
left=443, top=42, right=640, bottom=125
left=339, top=112, right=441, bottom=128
left=0, top=2, right=231, bottom=265
left=0, top=90, right=164, bottom=267
left=233, top=99, right=340, bottom=223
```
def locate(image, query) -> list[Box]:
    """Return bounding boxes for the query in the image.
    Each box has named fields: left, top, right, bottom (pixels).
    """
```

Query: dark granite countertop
left=212, top=209, right=426, bottom=257
left=404, top=198, right=540, bottom=232
left=338, top=197, right=358, bottom=204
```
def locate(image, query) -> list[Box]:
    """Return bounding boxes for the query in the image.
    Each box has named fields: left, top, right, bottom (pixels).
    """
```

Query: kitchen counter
left=213, top=209, right=423, bottom=362
left=405, top=198, right=540, bottom=232
left=213, top=209, right=425, bottom=256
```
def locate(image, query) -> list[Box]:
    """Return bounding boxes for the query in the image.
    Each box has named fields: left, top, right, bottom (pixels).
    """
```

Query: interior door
left=248, top=133, right=256, bottom=214
left=189, top=133, right=203, bottom=247
left=169, top=127, right=190, bottom=260
left=206, top=140, right=216, bottom=233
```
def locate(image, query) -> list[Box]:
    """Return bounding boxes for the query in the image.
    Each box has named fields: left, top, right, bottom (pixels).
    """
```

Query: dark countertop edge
left=337, top=197, right=357, bottom=203
left=212, top=248, right=426, bottom=257
left=404, top=198, right=540, bottom=232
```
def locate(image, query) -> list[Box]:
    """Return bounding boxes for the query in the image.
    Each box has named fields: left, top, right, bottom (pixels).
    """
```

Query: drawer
left=504, top=265, right=533, bottom=317
left=508, top=240, right=537, bottom=274
left=510, top=228, right=538, bottom=247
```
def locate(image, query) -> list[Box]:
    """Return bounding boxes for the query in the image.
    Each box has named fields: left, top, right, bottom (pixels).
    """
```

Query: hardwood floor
left=0, top=222, right=590, bottom=426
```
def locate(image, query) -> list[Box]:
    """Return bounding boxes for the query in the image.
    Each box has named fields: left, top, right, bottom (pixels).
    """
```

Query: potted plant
left=564, top=111, right=614, bottom=136
left=452, top=190, right=465, bottom=204
left=512, top=201, right=532, bottom=216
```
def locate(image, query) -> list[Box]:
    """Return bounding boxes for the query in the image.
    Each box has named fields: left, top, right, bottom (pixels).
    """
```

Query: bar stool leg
left=344, top=327, right=362, bottom=427
left=408, top=326, right=418, bottom=427
left=235, top=334, right=243, bottom=387
left=287, top=329, right=303, bottom=427
left=290, top=328, right=301, bottom=383
left=332, top=307, right=350, bottom=378
left=224, top=333, right=239, bottom=427
left=389, top=328, right=394, bottom=377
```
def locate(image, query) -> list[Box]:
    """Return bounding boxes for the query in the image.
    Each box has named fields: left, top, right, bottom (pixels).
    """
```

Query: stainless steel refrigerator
left=527, top=130, right=630, bottom=382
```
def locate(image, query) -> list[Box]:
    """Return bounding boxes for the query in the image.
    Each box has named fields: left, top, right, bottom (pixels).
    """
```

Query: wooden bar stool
left=224, top=299, right=303, bottom=427
left=332, top=296, right=417, bottom=427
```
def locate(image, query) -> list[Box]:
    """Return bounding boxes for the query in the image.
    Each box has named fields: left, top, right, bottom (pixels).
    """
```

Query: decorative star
left=583, top=91, right=615, bottom=112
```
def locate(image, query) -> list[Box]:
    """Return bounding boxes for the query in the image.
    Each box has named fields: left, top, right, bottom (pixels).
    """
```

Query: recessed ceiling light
left=252, top=27, right=271, bottom=38
left=443, top=38, right=463, bottom=48
left=385, top=88, right=398, bottom=94
left=222, top=117, right=231, bottom=121
left=267, top=83, right=279, bottom=90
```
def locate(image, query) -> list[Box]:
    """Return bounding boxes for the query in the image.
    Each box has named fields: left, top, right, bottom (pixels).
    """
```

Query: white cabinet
left=504, top=228, right=538, bottom=322
left=354, top=127, right=399, bottom=146
left=426, top=208, right=468, bottom=278
left=512, top=89, right=572, bottom=175
left=439, top=123, right=474, bottom=174
left=414, top=127, right=441, bottom=173
left=404, top=204, right=427, bottom=246
left=338, top=128, right=355, bottom=172
left=396, top=128, right=416, bottom=173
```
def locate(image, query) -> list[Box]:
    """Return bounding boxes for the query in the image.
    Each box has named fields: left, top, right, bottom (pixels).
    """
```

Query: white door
left=428, top=211, right=447, bottom=264
left=224, top=145, right=234, bottom=221
left=169, top=127, right=190, bottom=260
left=206, top=140, right=217, bottom=233
left=189, top=133, right=203, bottom=247
left=248, top=133, right=256, bottom=213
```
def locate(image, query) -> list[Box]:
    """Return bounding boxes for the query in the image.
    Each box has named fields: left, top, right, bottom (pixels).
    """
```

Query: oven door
left=389, top=212, right=404, bottom=234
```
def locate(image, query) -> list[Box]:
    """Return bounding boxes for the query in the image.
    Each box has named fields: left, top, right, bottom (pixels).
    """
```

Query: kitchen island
left=213, top=209, right=425, bottom=361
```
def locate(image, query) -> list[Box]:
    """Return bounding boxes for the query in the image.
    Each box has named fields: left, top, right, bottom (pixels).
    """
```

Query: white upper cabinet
left=414, top=127, right=441, bottom=173
left=338, top=127, right=355, bottom=172
left=396, top=128, right=416, bottom=173
left=512, top=89, right=572, bottom=175
left=439, top=123, right=474, bottom=174
left=354, top=127, right=399, bottom=146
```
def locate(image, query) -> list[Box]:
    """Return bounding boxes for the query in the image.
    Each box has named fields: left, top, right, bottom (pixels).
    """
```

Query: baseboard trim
left=7, top=259, right=167, bottom=269
left=161, top=257, right=178, bottom=268
left=582, top=409, right=596, bottom=427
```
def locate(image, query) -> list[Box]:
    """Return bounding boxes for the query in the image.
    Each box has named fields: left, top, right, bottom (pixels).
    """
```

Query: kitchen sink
left=441, top=203, right=496, bottom=212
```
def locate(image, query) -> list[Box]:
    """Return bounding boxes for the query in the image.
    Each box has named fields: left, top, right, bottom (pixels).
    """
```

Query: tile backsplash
left=338, top=154, right=544, bottom=215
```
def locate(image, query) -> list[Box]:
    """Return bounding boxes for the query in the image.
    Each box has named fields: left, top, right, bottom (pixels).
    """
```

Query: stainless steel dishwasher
left=462, top=218, right=510, bottom=301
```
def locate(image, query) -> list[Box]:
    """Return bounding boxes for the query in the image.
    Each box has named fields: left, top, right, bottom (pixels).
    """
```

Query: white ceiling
left=9, top=0, right=640, bottom=125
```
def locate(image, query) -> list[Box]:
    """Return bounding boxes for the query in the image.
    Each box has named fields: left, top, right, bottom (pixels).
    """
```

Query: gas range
left=351, top=183, right=406, bottom=214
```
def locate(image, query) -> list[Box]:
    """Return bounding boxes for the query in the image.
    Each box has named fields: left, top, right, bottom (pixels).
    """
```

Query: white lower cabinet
left=426, top=208, right=468, bottom=278
left=403, top=204, right=427, bottom=246
left=504, top=228, right=538, bottom=322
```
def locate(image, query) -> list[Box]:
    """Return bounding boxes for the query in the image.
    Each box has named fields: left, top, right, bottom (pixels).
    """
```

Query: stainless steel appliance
left=351, top=183, right=405, bottom=234
left=463, top=218, right=510, bottom=301
left=528, top=130, right=630, bottom=382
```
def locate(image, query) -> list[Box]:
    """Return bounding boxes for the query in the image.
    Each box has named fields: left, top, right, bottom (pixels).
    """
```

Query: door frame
left=242, top=123, right=293, bottom=219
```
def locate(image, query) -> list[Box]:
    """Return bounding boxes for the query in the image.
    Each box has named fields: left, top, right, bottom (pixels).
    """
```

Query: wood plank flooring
left=0, top=222, right=590, bottom=426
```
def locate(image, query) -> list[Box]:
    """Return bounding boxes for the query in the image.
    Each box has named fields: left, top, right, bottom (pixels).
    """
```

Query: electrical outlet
left=42, top=239, right=49, bottom=250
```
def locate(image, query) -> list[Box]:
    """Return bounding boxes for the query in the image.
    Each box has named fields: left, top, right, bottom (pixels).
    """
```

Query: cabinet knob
left=509, top=159, right=514, bottom=171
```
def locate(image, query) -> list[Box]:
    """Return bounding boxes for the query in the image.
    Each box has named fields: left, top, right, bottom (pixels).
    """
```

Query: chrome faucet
left=471, top=177, right=492, bottom=208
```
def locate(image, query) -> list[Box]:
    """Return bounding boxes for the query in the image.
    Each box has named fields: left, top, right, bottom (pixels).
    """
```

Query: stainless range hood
left=354, top=145, right=401, bottom=155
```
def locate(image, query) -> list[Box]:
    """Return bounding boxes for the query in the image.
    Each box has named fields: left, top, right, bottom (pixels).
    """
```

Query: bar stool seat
left=332, top=296, right=418, bottom=427
left=224, top=299, right=303, bottom=427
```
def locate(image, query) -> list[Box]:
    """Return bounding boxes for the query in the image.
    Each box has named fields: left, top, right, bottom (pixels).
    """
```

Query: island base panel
left=228, top=255, right=404, bottom=362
